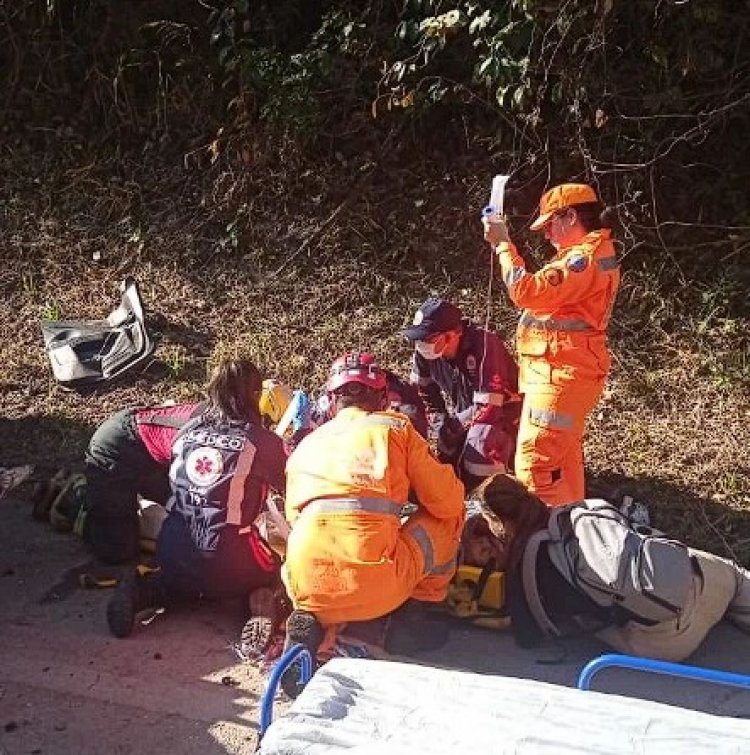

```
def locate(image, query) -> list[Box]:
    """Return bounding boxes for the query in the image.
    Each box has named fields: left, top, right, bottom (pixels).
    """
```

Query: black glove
left=436, top=416, right=466, bottom=464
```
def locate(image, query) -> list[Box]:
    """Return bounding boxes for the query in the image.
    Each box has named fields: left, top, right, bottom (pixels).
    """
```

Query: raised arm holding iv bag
left=482, top=174, right=510, bottom=221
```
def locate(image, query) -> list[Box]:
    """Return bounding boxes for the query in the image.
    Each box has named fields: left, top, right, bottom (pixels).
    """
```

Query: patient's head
left=461, top=514, right=507, bottom=570
left=475, top=474, right=550, bottom=568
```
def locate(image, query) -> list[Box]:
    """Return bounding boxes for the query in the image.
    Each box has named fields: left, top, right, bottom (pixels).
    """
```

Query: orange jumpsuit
left=496, top=230, right=620, bottom=506
left=283, top=407, right=464, bottom=625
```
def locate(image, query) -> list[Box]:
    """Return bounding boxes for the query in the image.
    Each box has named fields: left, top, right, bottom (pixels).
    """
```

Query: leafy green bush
left=4, top=1, right=748, bottom=245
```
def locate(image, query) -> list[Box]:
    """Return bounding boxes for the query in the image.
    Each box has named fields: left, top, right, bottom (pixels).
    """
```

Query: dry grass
left=2, top=146, right=749, bottom=565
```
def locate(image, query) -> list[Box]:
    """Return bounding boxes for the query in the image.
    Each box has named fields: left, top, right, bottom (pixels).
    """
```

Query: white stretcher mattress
left=260, top=658, right=750, bottom=754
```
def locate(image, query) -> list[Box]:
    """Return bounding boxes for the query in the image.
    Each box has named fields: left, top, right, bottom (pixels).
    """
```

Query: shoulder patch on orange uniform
left=566, top=254, right=589, bottom=273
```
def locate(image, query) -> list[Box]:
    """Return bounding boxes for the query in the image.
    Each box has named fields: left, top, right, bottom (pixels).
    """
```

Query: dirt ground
left=2, top=494, right=750, bottom=755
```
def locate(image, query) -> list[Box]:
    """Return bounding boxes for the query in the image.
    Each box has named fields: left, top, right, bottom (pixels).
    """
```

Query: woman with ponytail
left=106, top=356, right=289, bottom=652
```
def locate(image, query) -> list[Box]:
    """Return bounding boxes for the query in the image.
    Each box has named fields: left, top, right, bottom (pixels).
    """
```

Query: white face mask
left=415, top=340, right=444, bottom=360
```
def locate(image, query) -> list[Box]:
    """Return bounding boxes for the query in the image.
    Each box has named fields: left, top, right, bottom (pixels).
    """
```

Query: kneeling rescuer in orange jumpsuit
left=483, top=183, right=620, bottom=506
left=282, top=351, right=464, bottom=680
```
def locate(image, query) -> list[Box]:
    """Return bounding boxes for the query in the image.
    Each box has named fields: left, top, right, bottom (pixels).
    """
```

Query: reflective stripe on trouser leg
left=514, top=381, right=601, bottom=507
left=404, top=510, right=462, bottom=603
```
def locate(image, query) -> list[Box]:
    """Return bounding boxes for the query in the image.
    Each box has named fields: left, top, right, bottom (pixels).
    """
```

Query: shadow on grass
left=587, top=470, right=750, bottom=567
left=0, top=413, right=95, bottom=475
left=133, top=314, right=212, bottom=386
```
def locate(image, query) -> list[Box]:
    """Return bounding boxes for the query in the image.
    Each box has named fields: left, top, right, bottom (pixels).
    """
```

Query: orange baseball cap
left=530, top=183, right=599, bottom=231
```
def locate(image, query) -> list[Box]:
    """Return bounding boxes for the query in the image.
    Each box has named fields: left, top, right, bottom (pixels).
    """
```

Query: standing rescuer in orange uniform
left=483, top=183, right=620, bottom=506
left=280, top=351, right=464, bottom=695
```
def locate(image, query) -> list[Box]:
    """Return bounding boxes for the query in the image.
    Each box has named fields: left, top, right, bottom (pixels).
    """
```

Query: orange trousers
left=283, top=507, right=462, bottom=626
left=514, top=354, right=605, bottom=506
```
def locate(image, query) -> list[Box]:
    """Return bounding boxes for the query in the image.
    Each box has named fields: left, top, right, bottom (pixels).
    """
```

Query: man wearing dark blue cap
left=401, top=298, right=521, bottom=491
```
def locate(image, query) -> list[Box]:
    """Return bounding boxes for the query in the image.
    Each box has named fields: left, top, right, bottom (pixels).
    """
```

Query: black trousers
left=83, top=409, right=171, bottom=564
left=156, top=515, right=278, bottom=600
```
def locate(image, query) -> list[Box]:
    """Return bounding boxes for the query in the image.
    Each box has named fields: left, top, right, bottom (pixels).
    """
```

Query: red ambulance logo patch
left=185, top=447, right=224, bottom=488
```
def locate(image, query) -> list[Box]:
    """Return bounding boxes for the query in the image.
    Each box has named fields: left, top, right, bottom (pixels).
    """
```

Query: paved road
left=1, top=496, right=749, bottom=754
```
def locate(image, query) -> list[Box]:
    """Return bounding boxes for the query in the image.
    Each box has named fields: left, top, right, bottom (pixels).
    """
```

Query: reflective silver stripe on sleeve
left=408, top=524, right=434, bottom=573
left=412, top=374, right=433, bottom=386
left=405, top=520, right=459, bottom=577
left=304, top=497, right=403, bottom=517
left=473, top=391, right=505, bottom=406
left=530, top=407, right=573, bottom=429
left=597, top=255, right=619, bottom=271
left=361, top=415, right=407, bottom=430
left=503, top=266, right=526, bottom=288
left=519, top=312, right=593, bottom=332
left=430, top=557, right=457, bottom=576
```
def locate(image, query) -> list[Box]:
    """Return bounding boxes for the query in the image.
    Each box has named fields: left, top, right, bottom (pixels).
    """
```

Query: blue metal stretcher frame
left=259, top=644, right=314, bottom=736
left=260, top=649, right=750, bottom=738
left=578, top=653, right=750, bottom=692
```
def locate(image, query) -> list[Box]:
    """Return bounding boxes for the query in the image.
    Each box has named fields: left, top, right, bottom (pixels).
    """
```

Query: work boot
left=238, top=585, right=292, bottom=660
left=384, top=599, right=450, bottom=655
left=30, top=468, right=69, bottom=522
left=48, top=474, right=88, bottom=533
left=106, top=568, right=165, bottom=639
left=280, top=610, right=324, bottom=699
